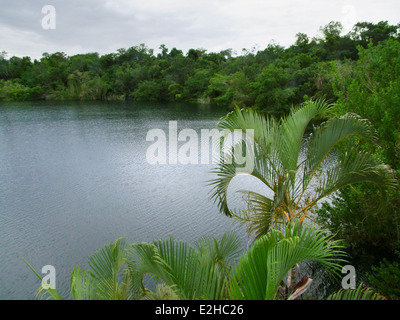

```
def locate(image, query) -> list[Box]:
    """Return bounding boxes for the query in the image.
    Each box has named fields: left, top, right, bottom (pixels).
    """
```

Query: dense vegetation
left=315, top=35, right=400, bottom=297
left=1, top=21, right=399, bottom=114
left=209, top=98, right=398, bottom=298
left=209, top=99, right=396, bottom=241
left=29, top=220, right=384, bottom=300
left=10, top=20, right=399, bottom=299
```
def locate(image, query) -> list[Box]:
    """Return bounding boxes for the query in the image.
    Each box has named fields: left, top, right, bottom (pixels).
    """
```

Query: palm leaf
left=326, top=283, right=385, bottom=300
left=22, top=257, right=64, bottom=300
left=229, top=220, right=347, bottom=300
left=277, top=98, right=333, bottom=183
left=209, top=99, right=396, bottom=240
left=141, top=283, right=180, bottom=300
left=233, top=190, right=285, bottom=241
left=208, top=107, right=282, bottom=218
left=78, top=237, right=133, bottom=300
left=314, top=149, right=396, bottom=204
left=70, top=266, right=100, bottom=300
left=300, top=113, right=376, bottom=197
left=128, top=234, right=228, bottom=300
left=194, top=231, right=242, bottom=274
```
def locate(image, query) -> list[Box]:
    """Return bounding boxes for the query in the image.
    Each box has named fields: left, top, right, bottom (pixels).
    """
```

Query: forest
left=3, top=20, right=400, bottom=299
left=0, top=21, right=399, bottom=113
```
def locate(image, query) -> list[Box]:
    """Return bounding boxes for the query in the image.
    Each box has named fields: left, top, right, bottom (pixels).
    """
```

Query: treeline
left=1, top=20, right=399, bottom=114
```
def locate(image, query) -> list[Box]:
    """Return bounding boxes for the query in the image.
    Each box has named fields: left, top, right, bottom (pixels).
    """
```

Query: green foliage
left=182, top=69, right=212, bottom=100
left=0, top=80, right=43, bottom=101
left=314, top=37, right=400, bottom=288
left=229, top=220, right=346, bottom=300
left=26, top=219, right=356, bottom=301
left=128, top=231, right=242, bottom=300
left=351, top=21, right=400, bottom=47
left=251, top=62, right=297, bottom=114
left=367, top=251, right=400, bottom=299
left=130, top=79, right=166, bottom=101
left=1, top=21, right=398, bottom=113
left=316, top=185, right=400, bottom=259
left=209, top=99, right=396, bottom=241
left=326, top=283, right=385, bottom=300
left=317, top=37, right=400, bottom=251
left=333, top=39, right=400, bottom=169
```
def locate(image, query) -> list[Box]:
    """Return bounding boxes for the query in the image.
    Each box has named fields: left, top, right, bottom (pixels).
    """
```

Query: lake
left=0, top=101, right=260, bottom=299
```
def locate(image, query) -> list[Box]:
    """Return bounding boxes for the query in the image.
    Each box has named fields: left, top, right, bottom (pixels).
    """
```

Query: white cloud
left=0, top=0, right=399, bottom=59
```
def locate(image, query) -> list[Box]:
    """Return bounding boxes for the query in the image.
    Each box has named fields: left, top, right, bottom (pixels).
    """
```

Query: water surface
left=0, top=101, right=255, bottom=299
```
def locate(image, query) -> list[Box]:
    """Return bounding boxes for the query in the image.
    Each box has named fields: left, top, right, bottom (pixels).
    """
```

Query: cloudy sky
left=1, top=0, right=399, bottom=59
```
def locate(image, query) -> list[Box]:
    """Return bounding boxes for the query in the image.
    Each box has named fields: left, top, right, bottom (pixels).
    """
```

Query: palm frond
left=233, top=190, right=285, bottom=241
left=208, top=146, right=276, bottom=218
left=208, top=114, right=281, bottom=219
left=315, top=149, right=396, bottom=204
left=128, top=235, right=227, bottom=300
left=141, top=283, right=180, bottom=300
left=229, top=220, right=347, bottom=300
left=22, top=257, right=64, bottom=300
left=70, top=266, right=100, bottom=300
left=301, top=113, right=377, bottom=196
left=326, top=283, right=385, bottom=300
left=82, top=237, right=133, bottom=300
left=278, top=98, right=334, bottom=182
left=216, top=105, right=277, bottom=148
left=194, top=231, right=242, bottom=274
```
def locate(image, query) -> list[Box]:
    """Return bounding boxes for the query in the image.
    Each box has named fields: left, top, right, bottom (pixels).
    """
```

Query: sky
left=1, top=0, right=399, bottom=60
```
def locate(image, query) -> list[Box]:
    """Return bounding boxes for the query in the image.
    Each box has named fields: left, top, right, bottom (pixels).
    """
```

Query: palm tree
left=27, top=220, right=353, bottom=300
left=209, top=99, right=396, bottom=241
left=26, top=232, right=242, bottom=300
left=26, top=237, right=136, bottom=300
left=227, top=219, right=347, bottom=300
left=131, top=220, right=348, bottom=300
left=326, top=283, right=385, bottom=300
left=128, top=231, right=242, bottom=300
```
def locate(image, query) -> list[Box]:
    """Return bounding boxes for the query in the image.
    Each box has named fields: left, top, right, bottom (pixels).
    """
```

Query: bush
left=0, top=80, right=43, bottom=101
left=367, top=251, right=400, bottom=299
left=316, top=184, right=400, bottom=261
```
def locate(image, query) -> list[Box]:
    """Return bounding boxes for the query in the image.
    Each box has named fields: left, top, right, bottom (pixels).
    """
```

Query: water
left=0, top=101, right=260, bottom=300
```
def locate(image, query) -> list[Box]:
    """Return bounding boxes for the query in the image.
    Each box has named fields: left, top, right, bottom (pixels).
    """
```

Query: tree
left=333, top=39, right=400, bottom=169
left=209, top=99, right=396, bottom=241
left=207, top=73, right=231, bottom=106
left=182, top=68, right=213, bottom=101
left=130, top=79, right=166, bottom=101
left=250, top=61, right=297, bottom=114
left=351, top=21, right=400, bottom=47
left=228, top=220, right=346, bottom=300
left=316, top=39, right=400, bottom=263
left=295, top=32, right=310, bottom=49
left=130, top=231, right=242, bottom=300
left=0, top=51, right=8, bottom=79
left=317, top=21, right=358, bottom=60
left=69, top=53, right=101, bottom=76
left=30, top=52, right=69, bottom=95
